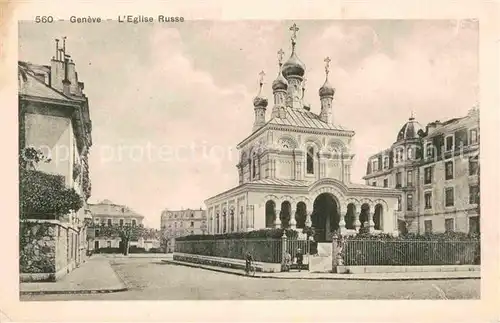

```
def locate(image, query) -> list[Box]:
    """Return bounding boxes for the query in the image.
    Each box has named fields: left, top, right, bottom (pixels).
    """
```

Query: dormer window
left=372, top=160, right=378, bottom=172
left=425, top=142, right=434, bottom=158
left=395, top=148, right=404, bottom=163
left=407, top=147, right=413, bottom=160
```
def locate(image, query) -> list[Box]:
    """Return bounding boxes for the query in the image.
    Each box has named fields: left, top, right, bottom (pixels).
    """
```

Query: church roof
left=268, top=108, right=347, bottom=131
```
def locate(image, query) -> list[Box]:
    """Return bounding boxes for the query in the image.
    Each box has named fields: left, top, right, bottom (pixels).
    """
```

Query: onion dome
left=319, top=56, right=335, bottom=97
left=253, top=95, right=268, bottom=108
left=396, top=115, right=423, bottom=141
left=282, top=23, right=305, bottom=78
left=253, top=70, right=268, bottom=108
left=272, top=49, right=289, bottom=91
left=319, top=79, right=335, bottom=97
left=282, top=51, right=306, bottom=78
left=272, top=71, right=288, bottom=91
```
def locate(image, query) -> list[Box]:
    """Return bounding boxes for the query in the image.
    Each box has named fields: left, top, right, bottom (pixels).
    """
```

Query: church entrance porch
left=311, top=193, right=340, bottom=242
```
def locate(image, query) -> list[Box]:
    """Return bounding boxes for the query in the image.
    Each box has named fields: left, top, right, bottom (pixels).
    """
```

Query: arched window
left=307, top=146, right=314, bottom=174
left=222, top=209, right=227, bottom=233
left=251, top=152, right=257, bottom=179
left=230, top=209, right=235, bottom=232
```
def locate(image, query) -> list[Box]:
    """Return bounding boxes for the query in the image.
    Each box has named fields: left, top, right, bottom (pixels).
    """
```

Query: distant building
left=18, top=38, right=93, bottom=281
left=161, top=208, right=207, bottom=252
left=363, top=108, right=480, bottom=234
left=87, top=199, right=145, bottom=250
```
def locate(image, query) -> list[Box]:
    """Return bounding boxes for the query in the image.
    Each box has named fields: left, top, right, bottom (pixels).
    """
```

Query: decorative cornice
left=19, top=94, right=81, bottom=108
left=237, top=122, right=355, bottom=150
left=205, top=177, right=402, bottom=206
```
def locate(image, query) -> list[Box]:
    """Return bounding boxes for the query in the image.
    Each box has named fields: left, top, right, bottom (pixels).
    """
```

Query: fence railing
left=343, top=239, right=480, bottom=266
left=175, top=239, right=282, bottom=263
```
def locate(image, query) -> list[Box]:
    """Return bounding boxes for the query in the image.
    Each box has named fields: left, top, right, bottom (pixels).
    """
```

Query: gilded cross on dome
left=289, top=23, right=299, bottom=41
left=324, top=56, right=331, bottom=76
left=277, top=49, right=285, bottom=65
left=258, top=70, right=266, bottom=86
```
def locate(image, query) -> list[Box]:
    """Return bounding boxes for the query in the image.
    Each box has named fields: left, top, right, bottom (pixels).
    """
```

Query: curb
left=162, top=260, right=251, bottom=278
left=161, top=260, right=481, bottom=281
left=20, top=286, right=128, bottom=296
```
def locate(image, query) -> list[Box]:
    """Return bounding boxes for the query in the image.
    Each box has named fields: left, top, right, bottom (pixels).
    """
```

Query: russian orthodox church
left=205, top=23, right=401, bottom=242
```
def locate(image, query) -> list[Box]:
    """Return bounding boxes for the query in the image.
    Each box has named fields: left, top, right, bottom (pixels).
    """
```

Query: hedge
left=176, top=228, right=298, bottom=241
left=175, top=238, right=282, bottom=263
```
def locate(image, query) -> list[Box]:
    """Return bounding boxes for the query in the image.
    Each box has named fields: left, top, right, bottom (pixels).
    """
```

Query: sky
left=18, top=20, right=478, bottom=228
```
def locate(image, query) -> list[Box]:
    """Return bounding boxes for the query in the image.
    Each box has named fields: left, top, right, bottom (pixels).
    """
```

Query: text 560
left=35, top=16, right=54, bottom=23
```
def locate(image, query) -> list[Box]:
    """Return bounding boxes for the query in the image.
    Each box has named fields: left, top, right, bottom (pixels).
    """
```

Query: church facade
left=205, top=24, right=401, bottom=242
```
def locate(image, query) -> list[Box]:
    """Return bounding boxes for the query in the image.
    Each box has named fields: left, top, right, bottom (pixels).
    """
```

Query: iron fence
left=286, top=239, right=311, bottom=256
left=343, top=239, right=480, bottom=266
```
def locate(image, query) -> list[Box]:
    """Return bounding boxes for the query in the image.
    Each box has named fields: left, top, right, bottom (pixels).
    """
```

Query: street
left=21, top=258, right=480, bottom=301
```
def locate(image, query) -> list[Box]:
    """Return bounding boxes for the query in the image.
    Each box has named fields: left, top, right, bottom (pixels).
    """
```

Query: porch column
left=290, top=208, right=297, bottom=230
left=305, top=211, right=312, bottom=227
left=246, top=205, right=254, bottom=231
left=368, top=204, right=375, bottom=232
left=274, top=208, right=282, bottom=228
left=354, top=203, right=361, bottom=232
left=339, top=203, right=346, bottom=234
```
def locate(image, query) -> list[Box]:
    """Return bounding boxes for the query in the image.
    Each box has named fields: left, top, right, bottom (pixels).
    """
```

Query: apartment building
left=363, top=107, right=479, bottom=234
left=161, top=208, right=207, bottom=252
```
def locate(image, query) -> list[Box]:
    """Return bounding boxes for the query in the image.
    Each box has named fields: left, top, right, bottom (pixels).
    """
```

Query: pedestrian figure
left=295, top=248, right=304, bottom=272
left=245, top=251, right=253, bottom=275
left=284, top=251, right=291, bottom=272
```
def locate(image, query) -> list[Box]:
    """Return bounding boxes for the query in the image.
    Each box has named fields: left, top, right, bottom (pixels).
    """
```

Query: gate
left=285, top=239, right=312, bottom=269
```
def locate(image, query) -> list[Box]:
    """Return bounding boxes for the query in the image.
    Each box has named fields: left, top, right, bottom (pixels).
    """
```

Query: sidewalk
left=162, top=259, right=481, bottom=281
left=20, top=257, right=127, bottom=295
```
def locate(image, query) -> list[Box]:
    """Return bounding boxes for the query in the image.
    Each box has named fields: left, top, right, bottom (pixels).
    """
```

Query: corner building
left=205, top=24, right=401, bottom=242
left=363, top=108, right=480, bottom=234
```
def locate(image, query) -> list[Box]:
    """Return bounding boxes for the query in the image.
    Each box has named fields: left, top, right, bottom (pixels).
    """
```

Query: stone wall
left=20, top=219, right=87, bottom=282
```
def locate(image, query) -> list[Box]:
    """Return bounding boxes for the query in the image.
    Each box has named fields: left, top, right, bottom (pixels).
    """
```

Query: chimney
left=67, top=59, right=79, bottom=95
left=50, top=39, right=65, bottom=90
left=62, top=54, right=71, bottom=96
left=425, top=120, right=441, bottom=134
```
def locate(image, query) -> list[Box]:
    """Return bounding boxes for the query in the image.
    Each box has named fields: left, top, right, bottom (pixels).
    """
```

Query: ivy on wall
left=19, top=148, right=83, bottom=220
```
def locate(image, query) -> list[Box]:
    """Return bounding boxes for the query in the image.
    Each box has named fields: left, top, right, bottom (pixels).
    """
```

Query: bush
left=176, top=228, right=298, bottom=241
left=20, top=169, right=83, bottom=219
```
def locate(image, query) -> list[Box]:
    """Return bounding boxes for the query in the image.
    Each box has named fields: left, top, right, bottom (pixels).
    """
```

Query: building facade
left=205, top=24, right=402, bottom=242
left=87, top=199, right=145, bottom=251
left=161, top=208, right=207, bottom=252
left=18, top=38, right=93, bottom=280
left=363, top=108, right=480, bottom=234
